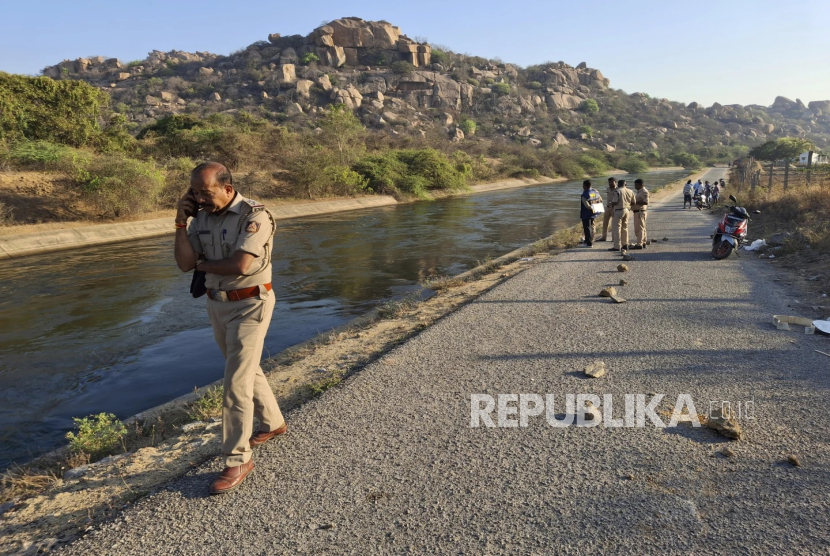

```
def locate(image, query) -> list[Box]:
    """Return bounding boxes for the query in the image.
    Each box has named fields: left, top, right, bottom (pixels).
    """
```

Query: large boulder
left=326, top=18, right=402, bottom=49
left=278, top=64, right=296, bottom=83
left=808, top=100, right=830, bottom=112
left=772, top=96, right=797, bottom=110
left=295, top=79, right=314, bottom=98
left=546, top=92, right=582, bottom=110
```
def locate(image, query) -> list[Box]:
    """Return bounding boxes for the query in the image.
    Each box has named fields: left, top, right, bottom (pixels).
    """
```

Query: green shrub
left=578, top=154, right=609, bottom=175
left=301, top=52, right=320, bottom=65
left=577, top=125, right=593, bottom=139
left=527, top=81, right=542, bottom=90
left=670, top=152, right=703, bottom=169
left=483, top=77, right=496, bottom=85
left=431, top=49, right=448, bottom=65
left=467, top=78, right=480, bottom=87
left=353, top=148, right=469, bottom=199
left=459, top=119, right=476, bottom=136
left=492, top=83, right=510, bottom=96
left=510, top=168, right=541, bottom=179
left=4, top=140, right=75, bottom=170
left=79, top=154, right=167, bottom=217
left=581, top=99, right=599, bottom=114
left=325, top=166, right=369, bottom=194
left=65, top=413, right=127, bottom=459
left=391, top=61, right=415, bottom=75
left=186, top=386, right=223, bottom=421
left=0, top=72, right=107, bottom=147
left=618, top=156, right=648, bottom=174
left=554, top=157, right=586, bottom=179
left=127, top=60, right=143, bottom=67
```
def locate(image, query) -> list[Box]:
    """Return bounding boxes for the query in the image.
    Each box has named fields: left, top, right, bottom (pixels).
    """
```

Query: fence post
left=768, top=162, right=774, bottom=192
left=784, top=161, right=789, bottom=190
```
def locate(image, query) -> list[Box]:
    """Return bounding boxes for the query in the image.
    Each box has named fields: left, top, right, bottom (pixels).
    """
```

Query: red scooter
left=712, top=195, right=760, bottom=260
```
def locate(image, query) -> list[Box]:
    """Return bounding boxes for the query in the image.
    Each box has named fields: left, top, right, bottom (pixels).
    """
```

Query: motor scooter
left=694, top=191, right=711, bottom=210
left=711, top=194, right=761, bottom=260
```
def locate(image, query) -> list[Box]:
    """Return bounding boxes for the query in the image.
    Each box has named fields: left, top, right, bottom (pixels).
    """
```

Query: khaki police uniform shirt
left=634, top=187, right=649, bottom=211
left=608, top=187, right=620, bottom=208
left=618, top=186, right=636, bottom=210
left=187, top=193, right=273, bottom=291
left=606, top=186, right=616, bottom=208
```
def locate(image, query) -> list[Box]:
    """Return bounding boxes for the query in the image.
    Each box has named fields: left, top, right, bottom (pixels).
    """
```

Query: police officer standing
left=597, top=177, right=616, bottom=241
left=631, top=178, right=649, bottom=249
left=174, top=162, right=286, bottom=495
left=580, top=179, right=602, bottom=247
left=608, top=178, right=635, bottom=251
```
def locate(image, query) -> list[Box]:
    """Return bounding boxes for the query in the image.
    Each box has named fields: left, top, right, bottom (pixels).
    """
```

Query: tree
left=577, top=125, right=593, bottom=139
left=492, top=83, right=511, bottom=96
left=581, top=99, right=599, bottom=115
left=319, top=104, right=366, bottom=166
left=458, top=119, right=476, bottom=136
left=749, top=137, right=814, bottom=161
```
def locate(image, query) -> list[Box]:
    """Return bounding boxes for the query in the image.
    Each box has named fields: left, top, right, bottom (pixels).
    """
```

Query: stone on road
left=59, top=169, right=830, bottom=555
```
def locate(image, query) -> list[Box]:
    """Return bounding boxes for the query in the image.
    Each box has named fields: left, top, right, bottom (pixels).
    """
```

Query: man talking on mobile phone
left=173, top=161, right=286, bottom=495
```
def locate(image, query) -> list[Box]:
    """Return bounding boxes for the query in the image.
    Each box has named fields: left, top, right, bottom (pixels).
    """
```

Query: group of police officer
left=581, top=176, right=649, bottom=251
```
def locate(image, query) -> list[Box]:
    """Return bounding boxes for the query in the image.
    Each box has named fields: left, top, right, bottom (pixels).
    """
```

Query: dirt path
left=41, top=168, right=830, bottom=554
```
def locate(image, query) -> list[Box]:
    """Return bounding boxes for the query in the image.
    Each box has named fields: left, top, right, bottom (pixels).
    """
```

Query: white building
left=799, top=152, right=828, bottom=165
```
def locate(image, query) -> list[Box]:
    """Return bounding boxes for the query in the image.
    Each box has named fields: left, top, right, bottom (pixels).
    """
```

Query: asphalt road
left=58, top=169, right=830, bottom=555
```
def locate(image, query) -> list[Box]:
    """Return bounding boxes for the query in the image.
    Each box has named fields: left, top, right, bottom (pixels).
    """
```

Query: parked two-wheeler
left=711, top=194, right=761, bottom=260
left=694, top=191, right=711, bottom=210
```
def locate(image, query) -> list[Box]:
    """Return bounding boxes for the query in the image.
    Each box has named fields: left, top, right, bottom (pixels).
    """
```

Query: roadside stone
left=622, top=254, right=634, bottom=262
left=720, top=447, right=736, bottom=458
left=662, top=237, right=669, bottom=242
left=599, top=287, right=617, bottom=298
left=705, top=407, right=743, bottom=440
left=617, top=264, right=629, bottom=272
left=182, top=422, right=206, bottom=433
left=768, top=232, right=791, bottom=246
left=63, top=465, right=91, bottom=481
left=584, top=361, right=606, bottom=378
left=787, top=455, right=802, bottom=467
left=619, top=279, right=628, bottom=286
left=579, top=401, right=602, bottom=424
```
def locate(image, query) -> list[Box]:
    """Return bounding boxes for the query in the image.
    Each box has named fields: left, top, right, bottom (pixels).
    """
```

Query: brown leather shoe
left=210, top=460, right=254, bottom=495
left=249, top=423, right=287, bottom=448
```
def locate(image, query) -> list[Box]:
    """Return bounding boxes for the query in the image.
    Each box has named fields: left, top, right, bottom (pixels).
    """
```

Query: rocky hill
left=41, top=17, right=830, bottom=156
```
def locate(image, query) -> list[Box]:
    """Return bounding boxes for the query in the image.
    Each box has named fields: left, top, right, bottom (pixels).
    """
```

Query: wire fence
left=732, top=158, right=830, bottom=194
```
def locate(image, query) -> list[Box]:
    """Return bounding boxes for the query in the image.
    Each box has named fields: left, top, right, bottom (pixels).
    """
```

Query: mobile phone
left=185, top=189, right=200, bottom=218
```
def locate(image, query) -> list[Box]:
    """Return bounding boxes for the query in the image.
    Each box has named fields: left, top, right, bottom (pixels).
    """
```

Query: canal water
left=0, top=170, right=688, bottom=468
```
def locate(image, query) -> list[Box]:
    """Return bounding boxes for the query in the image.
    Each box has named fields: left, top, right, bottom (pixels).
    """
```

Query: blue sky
left=2, top=0, right=828, bottom=107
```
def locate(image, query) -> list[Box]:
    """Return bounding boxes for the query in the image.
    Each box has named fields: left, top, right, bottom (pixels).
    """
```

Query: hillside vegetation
left=2, top=16, right=829, bottom=226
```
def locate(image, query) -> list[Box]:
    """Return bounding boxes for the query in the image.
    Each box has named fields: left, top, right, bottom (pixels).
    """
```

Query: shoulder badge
left=244, top=198, right=265, bottom=208
left=245, top=221, right=261, bottom=234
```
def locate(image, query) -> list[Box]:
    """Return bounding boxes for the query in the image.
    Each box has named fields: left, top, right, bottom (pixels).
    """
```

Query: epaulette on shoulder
left=243, top=198, right=266, bottom=212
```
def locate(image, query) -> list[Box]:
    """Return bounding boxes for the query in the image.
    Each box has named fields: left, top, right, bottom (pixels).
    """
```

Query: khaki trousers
left=611, top=209, right=630, bottom=249
left=634, top=210, right=648, bottom=246
left=207, top=290, right=284, bottom=467
left=600, top=209, right=613, bottom=240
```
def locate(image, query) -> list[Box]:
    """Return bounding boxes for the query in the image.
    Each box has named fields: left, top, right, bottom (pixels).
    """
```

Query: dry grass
left=736, top=172, right=830, bottom=253
left=186, top=386, right=224, bottom=422
left=0, top=465, right=59, bottom=503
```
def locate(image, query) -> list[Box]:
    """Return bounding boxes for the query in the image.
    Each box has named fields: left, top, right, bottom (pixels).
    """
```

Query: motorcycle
left=711, top=194, right=761, bottom=260
left=694, top=191, right=711, bottom=210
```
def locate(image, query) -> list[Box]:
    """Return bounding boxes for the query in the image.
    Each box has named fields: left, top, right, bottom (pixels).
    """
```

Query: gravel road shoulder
left=53, top=169, right=830, bottom=555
